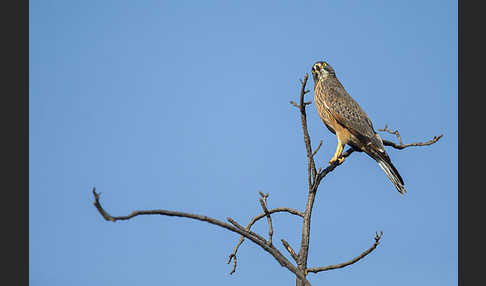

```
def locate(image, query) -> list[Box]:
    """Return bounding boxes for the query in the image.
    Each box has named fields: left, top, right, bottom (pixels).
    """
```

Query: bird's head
left=311, top=61, right=335, bottom=82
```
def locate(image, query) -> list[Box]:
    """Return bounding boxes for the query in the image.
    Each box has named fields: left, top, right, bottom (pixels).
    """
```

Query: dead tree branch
left=282, top=239, right=299, bottom=263
left=292, top=74, right=320, bottom=286
left=93, top=71, right=443, bottom=286
left=227, top=194, right=303, bottom=275
left=93, top=189, right=310, bottom=285
left=258, top=192, right=273, bottom=245
left=291, top=74, right=318, bottom=187
left=227, top=217, right=267, bottom=243
left=306, top=232, right=383, bottom=274
left=311, top=140, right=323, bottom=158
left=379, top=124, right=443, bottom=150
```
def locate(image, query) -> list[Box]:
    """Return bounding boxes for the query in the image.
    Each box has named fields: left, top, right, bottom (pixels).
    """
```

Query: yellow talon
left=329, top=140, right=345, bottom=165
left=328, top=155, right=345, bottom=165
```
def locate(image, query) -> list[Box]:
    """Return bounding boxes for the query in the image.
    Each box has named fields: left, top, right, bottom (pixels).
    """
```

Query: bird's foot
left=328, top=156, right=345, bottom=165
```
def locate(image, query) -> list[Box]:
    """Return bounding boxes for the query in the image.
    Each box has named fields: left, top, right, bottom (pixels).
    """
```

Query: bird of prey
left=311, top=61, right=406, bottom=194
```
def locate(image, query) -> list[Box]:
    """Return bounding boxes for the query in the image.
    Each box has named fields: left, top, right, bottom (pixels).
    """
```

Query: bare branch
left=293, top=74, right=321, bottom=285
left=227, top=216, right=311, bottom=284
left=258, top=192, right=273, bottom=245
left=382, top=136, right=443, bottom=149
left=310, top=127, right=443, bottom=190
left=379, top=124, right=443, bottom=150
left=311, top=140, right=323, bottom=158
left=290, top=100, right=300, bottom=108
left=258, top=191, right=268, bottom=199
left=228, top=205, right=304, bottom=274
left=310, top=127, right=442, bottom=191
left=378, top=124, right=404, bottom=145
left=230, top=208, right=304, bottom=256
left=227, top=253, right=238, bottom=275
left=93, top=188, right=262, bottom=241
left=281, top=239, right=299, bottom=263
left=94, top=189, right=310, bottom=284
left=290, top=100, right=312, bottom=109
left=306, top=231, right=383, bottom=274
left=227, top=217, right=267, bottom=243
left=294, top=74, right=318, bottom=187
left=92, top=188, right=310, bottom=284
left=227, top=242, right=242, bottom=274
left=93, top=187, right=309, bottom=282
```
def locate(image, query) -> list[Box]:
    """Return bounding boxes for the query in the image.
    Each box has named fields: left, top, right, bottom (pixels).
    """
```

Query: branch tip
left=258, top=191, right=269, bottom=199
left=379, top=125, right=443, bottom=150
left=290, top=100, right=301, bottom=108
left=306, top=231, right=384, bottom=274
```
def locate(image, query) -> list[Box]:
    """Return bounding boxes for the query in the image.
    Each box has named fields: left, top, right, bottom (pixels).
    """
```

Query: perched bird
left=311, top=61, right=406, bottom=194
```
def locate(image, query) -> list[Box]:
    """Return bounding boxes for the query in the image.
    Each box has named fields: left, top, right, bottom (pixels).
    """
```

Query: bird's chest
left=314, top=86, right=337, bottom=133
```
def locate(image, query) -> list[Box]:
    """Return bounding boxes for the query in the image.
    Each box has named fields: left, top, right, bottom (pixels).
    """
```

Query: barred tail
left=368, top=148, right=406, bottom=195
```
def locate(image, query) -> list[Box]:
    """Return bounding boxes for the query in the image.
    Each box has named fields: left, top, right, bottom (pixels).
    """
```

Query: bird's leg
left=329, top=140, right=345, bottom=165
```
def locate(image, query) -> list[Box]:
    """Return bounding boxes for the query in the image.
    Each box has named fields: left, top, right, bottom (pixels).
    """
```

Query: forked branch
left=306, top=232, right=383, bottom=274
left=93, top=71, right=443, bottom=286
left=379, top=124, right=443, bottom=150
left=227, top=193, right=304, bottom=275
left=258, top=192, right=273, bottom=245
left=92, top=189, right=309, bottom=284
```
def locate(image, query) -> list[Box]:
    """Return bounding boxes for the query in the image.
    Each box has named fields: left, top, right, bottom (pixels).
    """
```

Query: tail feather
left=368, top=148, right=406, bottom=195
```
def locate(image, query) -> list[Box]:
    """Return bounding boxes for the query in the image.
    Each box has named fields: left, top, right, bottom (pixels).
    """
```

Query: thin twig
left=379, top=124, right=443, bottom=150
left=258, top=192, right=273, bottom=245
left=228, top=254, right=237, bottom=275
left=311, top=140, right=323, bottom=158
left=281, top=239, right=299, bottom=263
left=311, top=127, right=443, bottom=191
left=294, top=74, right=320, bottom=285
left=382, top=136, right=443, bottom=150
left=228, top=208, right=304, bottom=254
left=92, top=188, right=310, bottom=285
left=306, top=232, right=383, bottom=274
left=290, top=101, right=300, bottom=108
left=227, top=217, right=267, bottom=243
left=228, top=206, right=304, bottom=274
left=294, top=73, right=318, bottom=187
left=290, top=100, right=313, bottom=108
left=378, top=124, right=404, bottom=145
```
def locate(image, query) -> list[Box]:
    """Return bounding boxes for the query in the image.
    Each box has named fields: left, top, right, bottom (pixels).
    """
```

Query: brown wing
left=320, top=79, right=383, bottom=150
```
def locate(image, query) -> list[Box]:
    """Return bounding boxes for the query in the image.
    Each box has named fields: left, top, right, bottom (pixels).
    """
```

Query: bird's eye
left=322, top=62, right=327, bottom=67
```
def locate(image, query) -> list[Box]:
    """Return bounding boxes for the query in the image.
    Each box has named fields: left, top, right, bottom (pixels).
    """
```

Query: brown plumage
left=311, top=61, right=406, bottom=195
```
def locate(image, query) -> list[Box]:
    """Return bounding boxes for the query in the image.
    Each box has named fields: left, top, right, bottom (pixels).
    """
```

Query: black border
left=458, top=1, right=481, bottom=286
left=2, top=0, right=28, bottom=284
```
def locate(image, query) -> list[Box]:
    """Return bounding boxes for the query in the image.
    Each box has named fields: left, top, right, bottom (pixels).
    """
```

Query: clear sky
left=30, top=1, right=457, bottom=285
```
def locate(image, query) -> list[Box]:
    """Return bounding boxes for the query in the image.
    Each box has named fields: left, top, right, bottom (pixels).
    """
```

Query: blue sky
left=30, top=1, right=457, bottom=285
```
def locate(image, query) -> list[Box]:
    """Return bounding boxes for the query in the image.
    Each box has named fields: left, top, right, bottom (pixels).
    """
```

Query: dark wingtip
left=397, top=185, right=407, bottom=195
